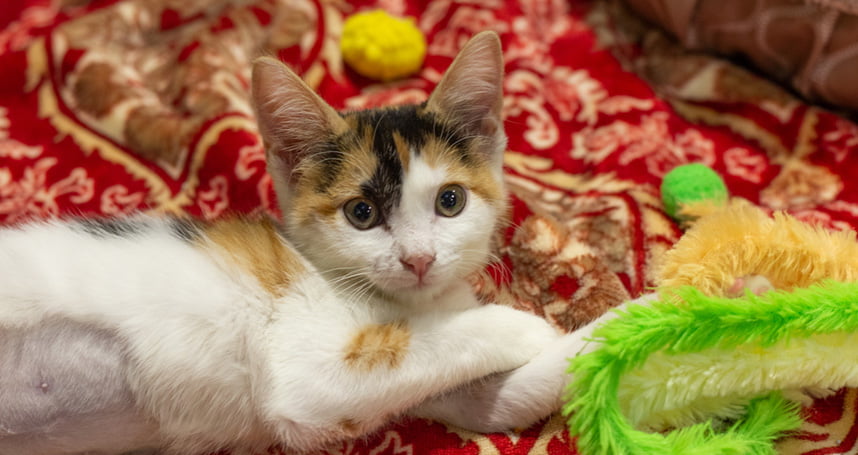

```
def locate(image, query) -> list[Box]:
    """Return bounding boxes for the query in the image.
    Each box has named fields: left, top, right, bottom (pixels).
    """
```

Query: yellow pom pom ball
left=341, top=10, right=426, bottom=82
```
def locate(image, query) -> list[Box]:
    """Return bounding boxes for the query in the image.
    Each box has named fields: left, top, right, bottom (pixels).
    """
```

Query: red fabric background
left=2, top=0, right=858, bottom=454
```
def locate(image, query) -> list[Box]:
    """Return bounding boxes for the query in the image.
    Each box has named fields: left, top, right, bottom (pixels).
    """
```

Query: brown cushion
left=623, top=0, right=858, bottom=111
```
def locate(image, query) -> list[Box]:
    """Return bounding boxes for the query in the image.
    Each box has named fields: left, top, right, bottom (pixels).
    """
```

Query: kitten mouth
left=413, top=271, right=429, bottom=285
left=403, top=275, right=431, bottom=290
left=414, top=277, right=431, bottom=289
left=380, top=273, right=436, bottom=292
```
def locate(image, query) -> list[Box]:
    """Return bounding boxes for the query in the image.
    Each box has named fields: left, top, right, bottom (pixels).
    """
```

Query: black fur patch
left=312, top=145, right=347, bottom=194
left=168, top=217, right=203, bottom=242
left=76, top=218, right=144, bottom=238
left=315, top=105, right=481, bottom=226
left=357, top=105, right=475, bottom=164
left=361, top=107, right=478, bottom=218
left=359, top=109, right=406, bottom=219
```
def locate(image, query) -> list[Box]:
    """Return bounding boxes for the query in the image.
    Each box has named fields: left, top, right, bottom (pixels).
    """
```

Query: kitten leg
left=260, top=300, right=562, bottom=450
left=410, top=332, right=585, bottom=432
left=412, top=294, right=659, bottom=432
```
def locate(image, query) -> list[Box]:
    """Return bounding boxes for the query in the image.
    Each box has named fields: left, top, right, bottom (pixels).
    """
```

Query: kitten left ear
left=251, top=57, right=348, bottom=182
left=426, top=31, right=506, bottom=154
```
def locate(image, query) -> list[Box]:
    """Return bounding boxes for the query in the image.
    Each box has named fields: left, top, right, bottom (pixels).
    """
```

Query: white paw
left=470, top=304, right=560, bottom=366
left=415, top=332, right=585, bottom=432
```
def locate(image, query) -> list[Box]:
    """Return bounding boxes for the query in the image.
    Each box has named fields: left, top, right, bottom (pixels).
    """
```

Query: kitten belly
left=0, top=218, right=290, bottom=453
left=0, top=319, right=157, bottom=455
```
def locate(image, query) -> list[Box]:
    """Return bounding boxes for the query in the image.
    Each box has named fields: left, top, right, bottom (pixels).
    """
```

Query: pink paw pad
left=726, top=275, right=774, bottom=297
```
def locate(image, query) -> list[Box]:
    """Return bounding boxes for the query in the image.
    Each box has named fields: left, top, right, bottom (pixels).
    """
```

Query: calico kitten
left=0, top=32, right=584, bottom=455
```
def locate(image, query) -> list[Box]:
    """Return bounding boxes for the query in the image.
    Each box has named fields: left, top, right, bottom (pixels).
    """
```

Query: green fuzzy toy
left=562, top=282, right=858, bottom=455
left=661, top=164, right=728, bottom=221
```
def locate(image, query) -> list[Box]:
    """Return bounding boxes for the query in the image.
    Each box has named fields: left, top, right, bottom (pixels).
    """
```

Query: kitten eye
left=344, top=198, right=380, bottom=230
left=436, top=184, right=467, bottom=217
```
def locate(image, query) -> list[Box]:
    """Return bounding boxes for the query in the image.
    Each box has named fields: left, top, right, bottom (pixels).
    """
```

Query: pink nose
left=400, top=254, right=435, bottom=280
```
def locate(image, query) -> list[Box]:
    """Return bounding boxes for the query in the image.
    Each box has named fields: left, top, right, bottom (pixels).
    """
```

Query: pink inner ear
left=426, top=32, right=504, bottom=136
left=251, top=57, right=348, bottom=175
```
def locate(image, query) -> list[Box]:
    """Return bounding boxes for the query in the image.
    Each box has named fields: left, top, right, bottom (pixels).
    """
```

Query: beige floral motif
left=484, top=165, right=642, bottom=332
left=377, top=0, right=407, bottom=16
left=822, top=117, right=858, bottom=163
left=368, top=431, right=414, bottom=455
left=0, top=141, right=42, bottom=160
left=789, top=209, right=853, bottom=232
left=439, top=411, right=571, bottom=455
left=0, top=4, right=58, bottom=52
left=421, top=1, right=506, bottom=57
left=505, top=68, right=653, bottom=150
left=547, top=68, right=603, bottom=123
left=235, top=143, right=266, bottom=181
left=572, top=111, right=715, bottom=177
left=345, top=85, right=430, bottom=110
left=198, top=175, right=230, bottom=219
left=431, top=7, right=509, bottom=55
left=234, top=142, right=275, bottom=214
left=825, top=200, right=858, bottom=218
left=0, top=158, right=94, bottom=222
left=100, top=184, right=147, bottom=216
left=505, top=0, right=582, bottom=72
left=724, top=147, right=767, bottom=184
left=761, top=160, right=843, bottom=210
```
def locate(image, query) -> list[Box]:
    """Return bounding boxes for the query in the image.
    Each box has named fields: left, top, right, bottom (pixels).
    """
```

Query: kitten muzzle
left=400, top=253, right=435, bottom=285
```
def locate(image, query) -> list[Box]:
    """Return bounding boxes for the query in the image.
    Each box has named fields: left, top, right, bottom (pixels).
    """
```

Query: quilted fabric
left=1, top=0, right=858, bottom=454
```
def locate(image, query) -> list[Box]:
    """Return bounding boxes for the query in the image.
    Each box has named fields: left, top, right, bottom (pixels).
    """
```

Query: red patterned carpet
left=2, top=0, right=858, bottom=454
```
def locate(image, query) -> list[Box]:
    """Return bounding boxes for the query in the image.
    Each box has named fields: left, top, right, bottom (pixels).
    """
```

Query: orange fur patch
left=392, top=131, right=411, bottom=172
left=421, top=134, right=505, bottom=209
left=338, top=418, right=364, bottom=437
left=344, top=322, right=411, bottom=371
left=199, top=218, right=305, bottom=297
left=289, top=133, right=379, bottom=227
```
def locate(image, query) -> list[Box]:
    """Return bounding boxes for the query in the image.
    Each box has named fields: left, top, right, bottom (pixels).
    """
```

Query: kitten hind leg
left=0, top=320, right=158, bottom=455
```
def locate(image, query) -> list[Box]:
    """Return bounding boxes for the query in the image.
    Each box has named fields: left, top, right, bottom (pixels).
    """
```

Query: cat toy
left=660, top=163, right=728, bottom=223
left=340, top=10, right=426, bottom=81
left=563, top=201, right=858, bottom=454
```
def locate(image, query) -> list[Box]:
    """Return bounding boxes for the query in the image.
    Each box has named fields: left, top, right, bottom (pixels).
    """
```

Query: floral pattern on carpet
left=2, top=0, right=858, bottom=453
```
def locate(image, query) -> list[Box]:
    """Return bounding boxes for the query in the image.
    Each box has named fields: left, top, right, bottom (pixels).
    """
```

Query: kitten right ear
left=251, top=57, right=347, bottom=181
left=425, top=31, right=505, bottom=147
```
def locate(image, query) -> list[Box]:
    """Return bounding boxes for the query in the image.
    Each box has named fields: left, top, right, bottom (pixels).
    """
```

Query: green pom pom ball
left=661, top=163, right=728, bottom=221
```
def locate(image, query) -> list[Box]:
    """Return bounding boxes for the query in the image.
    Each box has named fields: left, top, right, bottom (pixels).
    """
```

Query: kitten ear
left=251, top=57, right=348, bottom=181
left=426, top=31, right=505, bottom=146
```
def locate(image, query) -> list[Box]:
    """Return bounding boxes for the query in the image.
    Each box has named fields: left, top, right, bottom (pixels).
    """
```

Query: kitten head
left=252, top=32, right=507, bottom=299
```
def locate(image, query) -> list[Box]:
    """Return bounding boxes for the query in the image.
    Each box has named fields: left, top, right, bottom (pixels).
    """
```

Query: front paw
left=414, top=332, right=584, bottom=433
left=469, top=304, right=560, bottom=368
